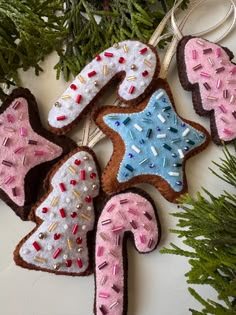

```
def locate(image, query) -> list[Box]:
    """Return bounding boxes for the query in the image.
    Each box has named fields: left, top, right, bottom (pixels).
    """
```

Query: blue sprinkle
left=200, top=133, right=205, bottom=138
left=162, top=97, right=167, bottom=103
left=139, top=139, right=145, bottom=144
left=125, top=164, right=134, bottom=172
left=115, top=121, right=120, bottom=126
left=142, top=118, right=152, bottom=123
left=139, top=158, right=149, bottom=165
left=122, top=117, right=131, bottom=125
left=172, top=153, right=177, bottom=158
left=174, top=115, right=178, bottom=125
left=173, top=163, right=182, bottom=167
left=162, top=106, right=171, bottom=112
left=176, top=181, right=182, bottom=186
left=149, top=163, right=155, bottom=168
left=186, top=139, right=195, bottom=145
left=146, top=129, right=152, bottom=138
left=162, top=143, right=172, bottom=151
left=157, top=127, right=161, bottom=131
left=166, top=113, right=171, bottom=118
left=181, top=122, right=186, bottom=127
left=171, top=138, right=181, bottom=144
left=129, top=130, right=135, bottom=139
left=128, top=153, right=133, bottom=158
left=163, top=157, right=166, bottom=167
left=168, top=127, right=178, bottom=133
left=184, top=146, right=189, bottom=151
left=146, top=111, right=152, bottom=117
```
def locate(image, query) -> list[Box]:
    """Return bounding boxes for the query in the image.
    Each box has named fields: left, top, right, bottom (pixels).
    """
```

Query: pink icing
left=0, top=97, right=62, bottom=206
left=95, top=192, right=160, bottom=315
left=184, top=37, right=236, bottom=142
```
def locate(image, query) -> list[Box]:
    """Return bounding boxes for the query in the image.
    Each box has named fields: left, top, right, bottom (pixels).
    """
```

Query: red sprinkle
left=59, top=208, right=66, bottom=218
left=70, top=84, right=77, bottom=90
left=76, top=94, right=82, bottom=104
left=142, top=70, right=149, bottom=77
left=80, top=170, right=86, bottom=180
left=104, top=52, right=114, bottom=57
left=85, top=196, right=92, bottom=203
left=7, top=114, right=14, bottom=123
left=140, top=47, right=148, bottom=54
left=70, top=180, right=77, bottom=185
left=53, top=248, right=62, bottom=259
left=72, top=224, right=79, bottom=235
left=119, top=57, right=125, bottom=63
left=129, top=86, right=135, bottom=94
left=88, top=70, right=97, bottom=77
left=71, top=212, right=77, bottom=218
left=42, top=207, right=48, bottom=213
left=74, top=159, right=81, bottom=165
left=66, top=259, right=72, bottom=267
left=32, top=241, right=41, bottom=252
left=57, top=115, right=66, bottom=121
left=54, top=233, right=61, bottom=240
left=59, top=183, right=66, bottom=192
left=96, top=54, right=102, bottom=61
left=76, top=237, right=83, bottom=244
left=90, top=172, right=97, bottom=179
left=77, top=258, right=83, bottom=268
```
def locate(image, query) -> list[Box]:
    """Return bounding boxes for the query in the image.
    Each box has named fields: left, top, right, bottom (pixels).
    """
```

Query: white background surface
left=0, top=1, right=235, bottom=314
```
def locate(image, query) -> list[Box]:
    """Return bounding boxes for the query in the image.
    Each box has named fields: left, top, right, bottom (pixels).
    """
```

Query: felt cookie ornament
left=94, top=189, right=161, bottom=315
left=14, top=147, right=100, bottom=276
left=0, top=88, right=76, bottom=220
left=48, top=40, right=160, bottom=134
left=95, top=80, right=210, bottom=202
left=177, top=36, right=236, bottom=144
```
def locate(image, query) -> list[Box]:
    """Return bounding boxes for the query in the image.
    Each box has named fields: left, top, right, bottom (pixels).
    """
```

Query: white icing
left=19, top=150, right=99, bottom=274
left=48, top=40, right=157, bottom=129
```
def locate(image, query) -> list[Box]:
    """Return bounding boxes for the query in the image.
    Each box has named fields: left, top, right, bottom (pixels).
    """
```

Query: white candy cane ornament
left=94, top=189, right=161, bottom=315
left=48, top=40, right=160, bottom=134
left=14, top=147, right=100, bottom=276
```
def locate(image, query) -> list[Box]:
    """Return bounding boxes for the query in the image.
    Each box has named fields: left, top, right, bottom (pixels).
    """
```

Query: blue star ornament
left=95, top=80, right=210, bottom=202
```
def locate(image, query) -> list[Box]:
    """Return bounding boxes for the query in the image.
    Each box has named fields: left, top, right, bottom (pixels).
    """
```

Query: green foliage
left=161, top=143, right=236, bottom=314
left=0, top=0, right=190, bottom=100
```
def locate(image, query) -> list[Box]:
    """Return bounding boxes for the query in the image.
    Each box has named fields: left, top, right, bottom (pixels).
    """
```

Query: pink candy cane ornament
left=48, top=40, right=160, bottom=134
left=94, top=189, right=161, bottom=315
left=177, top=36, right=236, bottom=144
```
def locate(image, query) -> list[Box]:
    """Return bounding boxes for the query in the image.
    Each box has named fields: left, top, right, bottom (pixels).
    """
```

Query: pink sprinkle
left=76, top=94, right=82, bottom=104
left=7, top=114, right=14, bottom=123
left=57, top=115, right=66, bottom=121
left=140, top=234, right=147, bottom=244
left=223, top=128, right=233, bottom=135
left=80, top=170, right=86, bottom=180
left=59, top=208, right=66, bottom=218
left=230, top=67, right=236, bottom=75
left=72, top=224, right=79, bottom=235
left=192, top=49, right=197, bottom=60
left=128, top=208, right=138, bottom=216
left=112, top=226, right=124, bottom=233
left=70, top=84, right=77, bottom=90
left=129, top=86, right=135, bottom=94
left=216, top=48, right=221, bottom=57
left=77, top=258, right=83, bottom=268
left=59, top=183, right=66, bottom=192
left=53, top=248, right=62, bottom=259
left=216, top=79, right=222, bottom=89
left=33, top=241, right=41, bottom=252
left=14, top=147, right=24, bottom=154
left=34, top=151, right=45, bottom=156
left=139, top=47, right=148, bottom=54
left=200, top=72, right=211, bottom=78
left=219, top=105, right=227, bottom=113
left=20, top=127, right=27, bottom=137
left=99, top=292, right=110, bottom=298
left=96, top=54, right=102, bottom=61
left=88, top=70, right=97, bottom=77
left=97, top=246, right=104, bottom=257
left=4, top=176, right=14, bottom=185
left=113, top=264, right=119, bottom=275
left=107, top=204, right=115, bottom=212
left=104, top=52, right=114, bottom=57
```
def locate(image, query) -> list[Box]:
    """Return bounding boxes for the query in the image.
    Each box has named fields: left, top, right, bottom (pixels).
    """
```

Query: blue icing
left=103, top=89, right=206, bottom=192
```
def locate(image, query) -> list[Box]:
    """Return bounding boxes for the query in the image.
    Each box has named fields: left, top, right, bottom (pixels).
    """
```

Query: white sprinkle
left=133, top=123, right=143, bottom=132
left=63, top=254, right=68, bottom=260
left=22, top=248, right=30, bottom=255
left=157, top=113, right=166, bottom=123
left=64, top=224, right=68, bottom=230
left=168, top=171, right=180, bottom=177
left=84, top=187, right=88, bottom=192
left=151, top=146, right=158, bottom=156
left=88, top=166, right=93, bottom=171
left=156, top=134, right=166, bottom=139
left=155, top=92, right=164, bottom=99
left=182, top=128, right=190, bottom=137
left=178, top=149, right=184, bottom=159
left=131, top=144, right=141, bottom=153
left=230, top=95, right=235, bottom=103
left=47, top=245, right=53, bottom=251
left=140, top=81, right=145, bottom=86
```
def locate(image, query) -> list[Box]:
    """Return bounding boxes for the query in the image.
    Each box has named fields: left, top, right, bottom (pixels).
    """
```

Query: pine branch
left=161, top=142, right=236, bottom=314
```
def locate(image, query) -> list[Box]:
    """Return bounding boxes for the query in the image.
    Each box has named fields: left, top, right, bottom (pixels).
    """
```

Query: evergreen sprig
left=0, top=0, right=190, bottom=100
left=161, top=143, right=236, bottom=314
